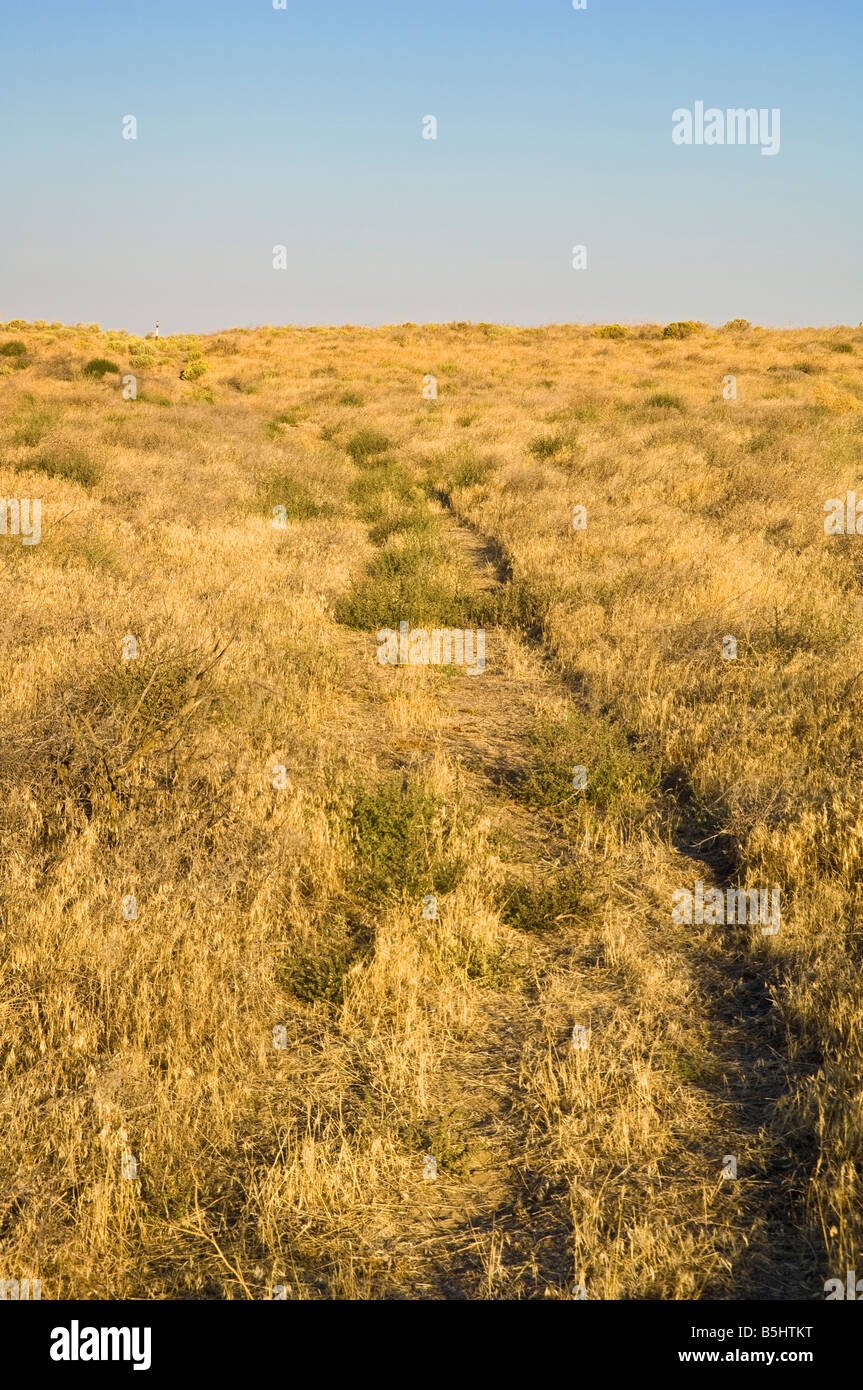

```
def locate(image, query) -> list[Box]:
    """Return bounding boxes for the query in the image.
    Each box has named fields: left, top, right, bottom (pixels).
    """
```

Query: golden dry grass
left=1, top=317, right=861, bottom=1298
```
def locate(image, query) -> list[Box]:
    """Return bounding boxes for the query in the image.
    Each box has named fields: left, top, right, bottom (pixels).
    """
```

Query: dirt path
left=328, top=488, right=821, bottom=1299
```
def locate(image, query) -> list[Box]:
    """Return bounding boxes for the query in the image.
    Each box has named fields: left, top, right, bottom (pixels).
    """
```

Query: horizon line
left=3, top=318, right=862, bottom=336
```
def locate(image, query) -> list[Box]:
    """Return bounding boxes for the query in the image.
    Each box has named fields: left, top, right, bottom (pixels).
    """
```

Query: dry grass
left=1, top=317, right=861, bottom=1298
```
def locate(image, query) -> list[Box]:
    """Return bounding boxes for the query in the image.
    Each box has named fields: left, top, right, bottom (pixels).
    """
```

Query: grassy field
left=1, top=316, right=862, bottom=1299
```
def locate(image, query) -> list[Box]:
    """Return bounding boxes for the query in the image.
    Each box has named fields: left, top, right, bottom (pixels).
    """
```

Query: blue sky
left=0, top=0, right=859, bottom=331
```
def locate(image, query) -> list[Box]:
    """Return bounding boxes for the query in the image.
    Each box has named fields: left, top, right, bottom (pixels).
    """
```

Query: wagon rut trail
left=332, top=487, right=821, bottom=1299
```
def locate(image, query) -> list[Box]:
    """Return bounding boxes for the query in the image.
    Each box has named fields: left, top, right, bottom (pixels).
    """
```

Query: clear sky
left=0, top=0, right=860, bottom=332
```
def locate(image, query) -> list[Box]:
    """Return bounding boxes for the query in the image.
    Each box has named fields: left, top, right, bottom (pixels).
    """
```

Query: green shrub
left=348, top=458, right=432, bottom=543
left=265, top=410, right=301, bottom=436
left=21, top=446, right=104, bottom=488
left=12, top=398, right=61, bottom=445
left=83, top=357, right=120, bottom=378
left=528, top=433, right=571, bottom=460
left=280, top=925, right=369, bottom=1005
left=450, top=450, right=495, bottom=488
left=336, top=531, right=477, bottom=631
left=347, top=460, right=416, bottom=519
left=180, top=359, right=208, bottom=381
left=338, top=390, right=364, bottom=406
left=347, top=779, right=466, bottom=901
left=256, top=472, right=332, bottom=522
left=398, top=1111, right=471, bottom=1175
left=646, top=392, right=686, bottom=410
left=662, top=321, right=703, bottom=339
left=721, top=318, right=752, bottom=331
left=830, top=342, right=854, bottom=354
left=368, top=504, right=434, bottom=546
left=0, top=340, right=27, bottom=357
left=500, top=868, right=589, bottom=933
left=482, top=574, right=555, bottom=636
left=346, top=427, right=392, bottom=463
left=511, top=711, right=659, bottom=823
left=594, top=324, right=627, bottom=339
